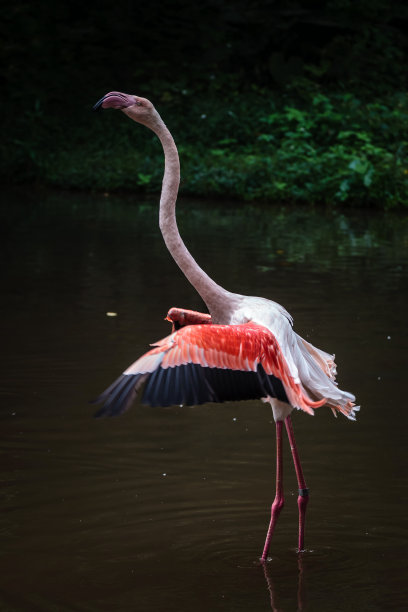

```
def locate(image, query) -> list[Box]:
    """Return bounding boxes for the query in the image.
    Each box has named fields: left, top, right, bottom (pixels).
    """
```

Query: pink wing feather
left=95, top=323, right=326, bottom=417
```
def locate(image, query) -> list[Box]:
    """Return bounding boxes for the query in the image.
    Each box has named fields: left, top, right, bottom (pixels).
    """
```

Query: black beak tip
left=93, top=96, right=105, bottom=111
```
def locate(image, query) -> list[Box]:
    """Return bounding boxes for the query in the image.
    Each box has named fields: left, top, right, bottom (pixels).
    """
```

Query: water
left=1, top=187, right=407, bottom=611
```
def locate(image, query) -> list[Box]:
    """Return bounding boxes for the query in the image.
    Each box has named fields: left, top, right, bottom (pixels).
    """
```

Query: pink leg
left=285, top=415, right=308, bottom=551
left=261, top=420, right=284, bottom=562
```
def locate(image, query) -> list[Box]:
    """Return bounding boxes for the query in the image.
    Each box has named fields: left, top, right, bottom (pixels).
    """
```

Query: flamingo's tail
left=294, top=335, right=360, bottom=420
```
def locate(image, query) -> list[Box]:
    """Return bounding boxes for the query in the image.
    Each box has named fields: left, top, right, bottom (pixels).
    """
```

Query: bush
left=2, top=87, right=408, bottom=207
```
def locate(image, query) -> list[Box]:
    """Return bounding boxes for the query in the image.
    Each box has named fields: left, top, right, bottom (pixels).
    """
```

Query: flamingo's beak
left=93, top=91, right=135, bottom=111
left=164, top=315, right=176, bottom=333
left=93, top=96, right=107, bottom=111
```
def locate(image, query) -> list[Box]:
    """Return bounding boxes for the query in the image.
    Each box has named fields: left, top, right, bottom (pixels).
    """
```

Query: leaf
left=210, top=149, right=226, bottom=156
left=285, top=107, right=305, bottom=122
left=348, top=158, right=369, bottom=174
left=364, top=169, right=374, bottom=187
left=218, top=138, right=237, bottom=145
left=338, top=131, right=371, bottom=142
left=339, top=179, right=350, bottom=193
left=137, top=173, right=152, bottom=185
left=258, top=134, right=275, bottom=143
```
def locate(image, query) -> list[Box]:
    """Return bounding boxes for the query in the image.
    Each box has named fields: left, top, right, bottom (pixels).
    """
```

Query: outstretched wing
left=93, top=323, right=326, bottom=417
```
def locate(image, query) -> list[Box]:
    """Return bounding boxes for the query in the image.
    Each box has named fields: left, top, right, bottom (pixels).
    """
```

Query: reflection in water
left=0, top=188, right=407, bottom=611
left=297, top=556, right=305, bottom=612
left=262, top=555, right=305, bottom=612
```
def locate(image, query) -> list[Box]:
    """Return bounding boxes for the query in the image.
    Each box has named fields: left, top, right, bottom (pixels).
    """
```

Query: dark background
left=2, top=0, right=408, bottom=204
left=4, top=1, right=408, bottom=102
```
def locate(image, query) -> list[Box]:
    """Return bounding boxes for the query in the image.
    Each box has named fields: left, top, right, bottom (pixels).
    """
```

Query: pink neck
left=149, top=113, right=237, bottom=321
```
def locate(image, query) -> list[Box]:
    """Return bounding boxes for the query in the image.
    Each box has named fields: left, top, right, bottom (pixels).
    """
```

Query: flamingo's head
left=93, top=91, right=156, bottom=126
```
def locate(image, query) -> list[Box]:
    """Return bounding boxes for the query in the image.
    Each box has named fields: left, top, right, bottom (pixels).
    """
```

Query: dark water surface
left=1, top=188, right=407, bottom=611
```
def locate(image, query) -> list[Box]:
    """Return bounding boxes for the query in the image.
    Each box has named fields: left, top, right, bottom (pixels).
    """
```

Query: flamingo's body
left=93, top=91, right=359, bottom=561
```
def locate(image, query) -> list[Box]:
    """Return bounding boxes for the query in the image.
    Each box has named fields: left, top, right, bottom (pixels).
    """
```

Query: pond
left=1, top=187, right=407, bottom=611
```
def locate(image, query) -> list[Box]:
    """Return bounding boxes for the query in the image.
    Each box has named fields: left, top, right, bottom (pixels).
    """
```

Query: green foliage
left=2, top=88, right=407, bottom=207
left=1, top=1, right=408, bottom=207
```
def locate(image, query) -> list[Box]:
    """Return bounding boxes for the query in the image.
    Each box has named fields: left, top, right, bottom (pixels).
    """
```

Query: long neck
left=148, top=112, right=236, bottom=319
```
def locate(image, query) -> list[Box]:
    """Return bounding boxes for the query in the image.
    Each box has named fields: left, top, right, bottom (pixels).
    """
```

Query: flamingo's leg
left=284, top=415, right=308, bottom=551
left=261, top=420, right=284, bottom=562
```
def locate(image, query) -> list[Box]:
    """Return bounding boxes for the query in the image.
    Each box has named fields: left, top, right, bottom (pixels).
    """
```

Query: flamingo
left=93, top=91, right=359, bottom=562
